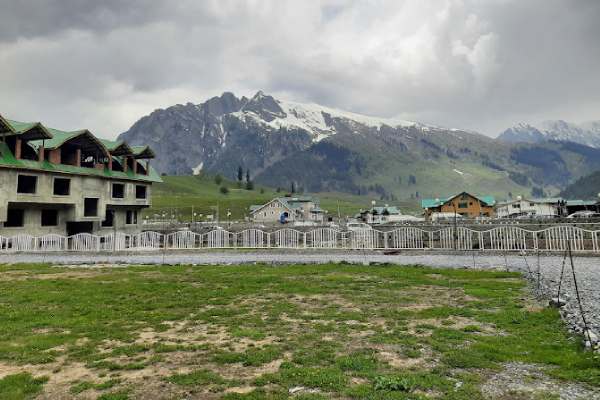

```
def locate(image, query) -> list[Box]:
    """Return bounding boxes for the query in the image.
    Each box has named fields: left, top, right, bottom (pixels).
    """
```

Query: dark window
left=41, top=209, right=58, bottom=226
left=126, top=210, right=138, bottom=225
left=101, top=209, right=115, bottom=227
left=17, top=175, right=37, bottom=194
left=53, top=178, right=70, bottom=195
left=5, top=209, right=25, bottom=227
left=136, top=185, right=147, bottom=199
left=84, top=198, right=98, bottom=217
left=112, top=183, right=125, bottom=199
left=458, top=202, right=468, bottom=209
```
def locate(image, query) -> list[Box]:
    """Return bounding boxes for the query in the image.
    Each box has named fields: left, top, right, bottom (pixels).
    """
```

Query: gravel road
left=1, top=250, right=598, bottom=348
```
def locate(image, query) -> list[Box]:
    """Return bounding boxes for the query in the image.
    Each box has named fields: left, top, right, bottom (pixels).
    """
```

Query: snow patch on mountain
left=192, top=162, right=203, bottom=175
left=498, top=120, right=600, bottom=148
left=229, top=91, right=425, bottom=142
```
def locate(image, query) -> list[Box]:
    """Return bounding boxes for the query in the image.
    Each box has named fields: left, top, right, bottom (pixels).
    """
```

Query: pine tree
left=246, top=169, right=250, bottom=183
left=237, top=166, right=243, bottom=183
left=291, top=182, right=296, bottom=194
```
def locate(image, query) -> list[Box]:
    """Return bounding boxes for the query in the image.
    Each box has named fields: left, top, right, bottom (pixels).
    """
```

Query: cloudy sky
left=1, top=0, right=599, bottom=138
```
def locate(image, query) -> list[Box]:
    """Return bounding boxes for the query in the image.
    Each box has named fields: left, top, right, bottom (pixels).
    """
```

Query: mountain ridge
left=498, top=119, right=600, bottom=148
left=119, top=91, right=600, bottom=201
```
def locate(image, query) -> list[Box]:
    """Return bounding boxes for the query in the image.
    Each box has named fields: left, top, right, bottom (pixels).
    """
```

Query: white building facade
left=495, top=197, right=561, bottom=218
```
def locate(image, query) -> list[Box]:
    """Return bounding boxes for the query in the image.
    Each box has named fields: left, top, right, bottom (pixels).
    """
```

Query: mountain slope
left=560, top=170, right=600, bottom=200
left=119, top=91, right=600, bottom=200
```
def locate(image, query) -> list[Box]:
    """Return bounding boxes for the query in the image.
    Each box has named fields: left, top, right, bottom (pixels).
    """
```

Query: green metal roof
left=0, top=115, right=15, bottom=133
left=7, top=119, right=38, bottom=133
left=100, top=139, right=133, bottom=156
left=4, top=119, right=53, bottom=140
left=0, top=114, right=160, bottom=183
left=131, top=145, right=156, bottom=159
left=421, top=193, right=496, bottom=209
left=0, top=140, right=161, bottom=183
left=30, top=128, right=87, bottom=150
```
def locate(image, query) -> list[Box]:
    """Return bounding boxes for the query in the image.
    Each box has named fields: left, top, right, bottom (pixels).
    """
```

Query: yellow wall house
left=421, top=192, right=496, bottom=220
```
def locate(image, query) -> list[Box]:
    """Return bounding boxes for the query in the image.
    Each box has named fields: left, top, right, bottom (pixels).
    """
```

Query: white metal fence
left=1, top=225, right=600, bottom=253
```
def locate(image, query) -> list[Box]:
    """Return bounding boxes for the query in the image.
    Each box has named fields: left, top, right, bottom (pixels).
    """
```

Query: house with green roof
left=249, top=196, right=326, bottom=224
left=421, top=192, right=496, bottom=220
left=0, top=113, right=161, bottom=237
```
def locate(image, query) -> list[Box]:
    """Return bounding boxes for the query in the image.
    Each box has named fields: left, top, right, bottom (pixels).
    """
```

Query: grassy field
left=1, top=263, right=599, bottom=399
left=148, top=175, right=418, bottom=221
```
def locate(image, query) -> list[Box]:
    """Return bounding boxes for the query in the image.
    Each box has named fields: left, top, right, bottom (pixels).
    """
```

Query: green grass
left=148, top=174, right=394, bottom=221
left=0, top=373, right=48, bottom=400
left=0, top=263, right=599, bottom=399
left=166, top=369, right=225, bottom=386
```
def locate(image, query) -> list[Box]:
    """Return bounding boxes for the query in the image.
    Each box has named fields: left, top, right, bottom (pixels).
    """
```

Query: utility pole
left=452, top=202, right=458, bottom=250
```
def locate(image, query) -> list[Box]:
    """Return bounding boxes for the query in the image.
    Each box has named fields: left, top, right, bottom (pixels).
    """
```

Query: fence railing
left=2, top=225, right=600, bottom=253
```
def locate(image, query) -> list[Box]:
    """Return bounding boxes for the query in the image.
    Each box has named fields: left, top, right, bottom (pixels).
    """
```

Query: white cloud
left=0, top=0, right=599, bottom=138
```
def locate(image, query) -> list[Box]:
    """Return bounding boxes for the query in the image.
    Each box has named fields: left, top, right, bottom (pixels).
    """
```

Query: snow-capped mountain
left=119, top=91, right=600, bottom=198
left=498, top=120, right=600, bottom=148
left=118, top=90, right=452, bottom=176
left=233, top=91, right=421, bottom=143
left=496, top=123, right=546, bottom=144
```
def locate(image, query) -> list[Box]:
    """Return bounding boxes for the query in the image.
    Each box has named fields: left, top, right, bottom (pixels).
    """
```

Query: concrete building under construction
left=0, top=113, right=161, bottom=236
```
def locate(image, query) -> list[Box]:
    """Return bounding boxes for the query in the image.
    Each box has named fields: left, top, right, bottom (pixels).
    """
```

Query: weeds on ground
left=0, top=263, right=599, bottom=399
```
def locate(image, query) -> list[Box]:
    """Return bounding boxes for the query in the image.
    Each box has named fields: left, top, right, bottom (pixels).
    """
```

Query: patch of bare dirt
left=225, top=386, right=257, bottom=394
left=408, top=316, right=497, bottom=336
left=379, top=285, right=480, bottom=313
left=373, top=343, right=437, bottom=370
left=285, top=293, right=362, bottom=312
left=0, top=270, right=106, bottom=281
left=216, top=352, right=291, bottom=381
left=0, top=356, right=102, bottom=399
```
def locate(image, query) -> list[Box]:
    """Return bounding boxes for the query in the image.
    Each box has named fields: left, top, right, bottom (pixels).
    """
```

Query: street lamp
left=227, top=210, right=232, bottom=228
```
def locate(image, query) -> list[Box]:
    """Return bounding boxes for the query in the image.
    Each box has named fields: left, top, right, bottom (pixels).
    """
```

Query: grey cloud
left=0, top=0, right=599, bottom=138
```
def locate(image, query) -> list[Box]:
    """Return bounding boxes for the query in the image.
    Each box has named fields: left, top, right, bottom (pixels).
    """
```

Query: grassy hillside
left=560, top=170, right=600, bottom=200
left=148, top=174, right=413, bottom=221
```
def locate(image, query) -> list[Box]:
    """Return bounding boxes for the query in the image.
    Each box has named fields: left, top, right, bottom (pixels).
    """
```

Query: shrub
left=373, top=375, right=415, bottom=392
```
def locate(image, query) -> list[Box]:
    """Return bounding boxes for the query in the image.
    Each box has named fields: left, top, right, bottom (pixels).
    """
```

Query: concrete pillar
left=132, top=159, right=138, bottom=174
left=146, top=160, right=150, bottom=175
left=14, top=138, right=21, bottom=159
left=108, top=154, right=112, bottom=170
left=38, top=144, right=45, bottom=162
left=123, top=157, right=128, bottom=172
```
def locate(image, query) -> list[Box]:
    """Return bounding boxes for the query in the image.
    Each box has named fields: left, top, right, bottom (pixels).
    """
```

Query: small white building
left=495, top=197, right=562, bottom=218
left=359, top=205, right=410, bottom=224
left=249, top=196, right=325, bottom=224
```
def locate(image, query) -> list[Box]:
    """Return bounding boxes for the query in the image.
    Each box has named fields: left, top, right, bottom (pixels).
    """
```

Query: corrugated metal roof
left=5, top=119, right=53, bottom=140
left=566, top=199, right=597, bottom=206
left=364, top=206, right=401, bottom=215
left=421, top=192, right=496, bottom=208
left=0, top=141, right=161, bottom=183
left=131, top=145, right=156, bottom=159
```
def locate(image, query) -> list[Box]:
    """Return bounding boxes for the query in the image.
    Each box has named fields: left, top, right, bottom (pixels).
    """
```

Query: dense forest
left=561, top=170, right=600, bottom=199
